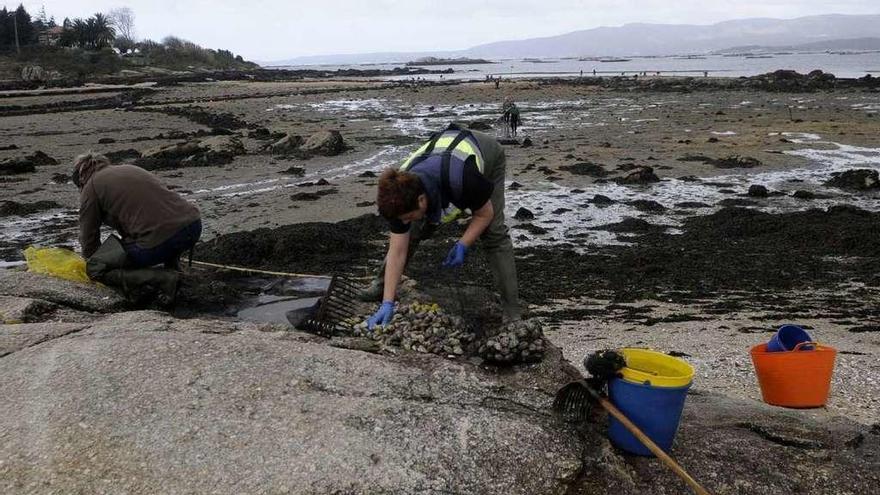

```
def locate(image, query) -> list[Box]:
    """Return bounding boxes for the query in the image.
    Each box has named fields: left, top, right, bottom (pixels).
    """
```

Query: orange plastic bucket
left=750, top=342, right=837, bottom=408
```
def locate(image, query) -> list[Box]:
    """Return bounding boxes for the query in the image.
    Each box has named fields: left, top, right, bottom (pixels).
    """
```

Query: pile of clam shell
left=478, top=319, right=546, bottom=364
left=351, top=302, right=474, bottom=356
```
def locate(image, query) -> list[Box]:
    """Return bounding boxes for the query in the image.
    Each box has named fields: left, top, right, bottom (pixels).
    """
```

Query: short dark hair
left=377, top=168, right=424, bottom=219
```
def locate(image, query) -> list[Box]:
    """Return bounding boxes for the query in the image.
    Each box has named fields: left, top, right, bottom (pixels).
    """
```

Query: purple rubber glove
left=442, top=241, right=468, bottom=268
left=367, top=300, right=395, bottom=330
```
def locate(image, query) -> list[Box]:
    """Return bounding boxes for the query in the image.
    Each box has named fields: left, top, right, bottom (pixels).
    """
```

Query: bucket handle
left=792, top=341, right=818, bottom=351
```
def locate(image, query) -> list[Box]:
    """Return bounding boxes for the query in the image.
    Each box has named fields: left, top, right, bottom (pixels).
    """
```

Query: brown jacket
left=79, top=164, right=200, bottom=258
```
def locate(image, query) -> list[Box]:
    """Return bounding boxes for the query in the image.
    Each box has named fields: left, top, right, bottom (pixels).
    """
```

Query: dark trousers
left=124, top=219, right=202, bottom=268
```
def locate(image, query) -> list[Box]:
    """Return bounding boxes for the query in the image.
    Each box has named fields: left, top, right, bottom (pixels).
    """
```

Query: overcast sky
left=6, top=1, right=880, bottom=61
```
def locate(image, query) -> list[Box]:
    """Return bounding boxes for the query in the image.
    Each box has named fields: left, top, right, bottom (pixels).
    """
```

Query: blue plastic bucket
left=608, top=377, right=691, bottom=456
left=767, top=324, right=813, bottom=352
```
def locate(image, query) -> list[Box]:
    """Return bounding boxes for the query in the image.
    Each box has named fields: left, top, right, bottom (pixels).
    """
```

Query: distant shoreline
left=405, top=58, right=495, bottom=66
left=2, top=62, right=877, bottom=95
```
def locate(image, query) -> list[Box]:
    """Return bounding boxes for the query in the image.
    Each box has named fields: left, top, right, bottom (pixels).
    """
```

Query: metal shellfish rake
left=554, top=350, right=627, bottom=420
left=552, top=380, right=596, bottom=422
left=293, top=275, right=369, bottom=337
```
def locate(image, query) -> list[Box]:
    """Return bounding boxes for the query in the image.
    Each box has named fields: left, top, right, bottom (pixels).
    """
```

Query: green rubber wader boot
left=86, top=236, right=180, bottom=307
left=99, top=268, right=180, bottom=307
left=86, top=235, right=129, bottom=279
left=485, top=246, right=522, bottom=323
left=475, top=135, right=521, bottom=323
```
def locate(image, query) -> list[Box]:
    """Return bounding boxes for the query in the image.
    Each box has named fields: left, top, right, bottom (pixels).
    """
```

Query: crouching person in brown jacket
left=74, top=152, right=201, bottom=306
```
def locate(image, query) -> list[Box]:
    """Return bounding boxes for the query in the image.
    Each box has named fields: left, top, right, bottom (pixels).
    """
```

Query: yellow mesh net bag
left=23, top=246, right=91, bottom=284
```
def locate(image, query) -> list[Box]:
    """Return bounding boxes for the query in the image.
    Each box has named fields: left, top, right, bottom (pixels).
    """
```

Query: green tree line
left=0, top=3, right=254, bottom=70
left=0, top=5, right=38, bottom=47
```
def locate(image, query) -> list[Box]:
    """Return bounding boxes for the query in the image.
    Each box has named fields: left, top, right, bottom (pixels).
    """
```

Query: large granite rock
left=0, top=270, right=125, bottom=313
left=0, top=310, right=583, bottom=494
left=301, top=130, right=346, bottom=156
left=269, top=134, right=305, bottom=154
left=139, top=141, right=202, bottom=161
left=135, top=136, right=244, bottom=170
left=198, top=135, right=245, bottom=155
left=614, top=166, right=660, bottom=185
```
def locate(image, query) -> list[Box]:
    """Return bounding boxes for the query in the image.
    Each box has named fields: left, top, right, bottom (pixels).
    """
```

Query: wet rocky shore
left=2, top=72, right=880, bottom=493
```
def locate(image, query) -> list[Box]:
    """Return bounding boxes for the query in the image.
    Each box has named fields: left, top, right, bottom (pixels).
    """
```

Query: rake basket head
left=295, top=275, right=366, bottom=337
left=552, top=380, right=594, bottom=422
left=553, top=350, right=626, bottom=422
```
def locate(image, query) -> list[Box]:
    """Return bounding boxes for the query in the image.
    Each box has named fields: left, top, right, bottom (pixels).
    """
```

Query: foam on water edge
left=0, top=210, right=77, bottom=243
left=506, top=135, right=880, bottom=250
left=212, top=145, right=411, bottom=198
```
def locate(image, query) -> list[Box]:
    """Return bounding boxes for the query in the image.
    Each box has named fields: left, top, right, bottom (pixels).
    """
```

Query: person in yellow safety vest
left=362, top=123, right=521, bottom=329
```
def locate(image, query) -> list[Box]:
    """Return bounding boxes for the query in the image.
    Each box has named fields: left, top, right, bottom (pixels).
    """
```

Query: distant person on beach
left=360, top=123, right=520, bottom=327
left=495, top=76, right=500, bottom=89
left=501, top=100, right=521, bottom=138
left=74, top=153, right=201, bottom=305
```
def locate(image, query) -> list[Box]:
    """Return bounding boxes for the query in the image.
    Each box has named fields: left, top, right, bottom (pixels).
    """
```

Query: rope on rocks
left=189, top=260, right=334, bottom=279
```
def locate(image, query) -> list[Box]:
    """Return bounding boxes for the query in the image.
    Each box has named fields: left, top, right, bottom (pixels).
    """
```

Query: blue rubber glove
left=442, top=241, right=468, bottom=268
left=366, top=300, right=395, bottom=330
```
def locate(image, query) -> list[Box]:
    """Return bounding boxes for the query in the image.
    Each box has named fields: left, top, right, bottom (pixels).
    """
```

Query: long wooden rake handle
left=584, top=384, right=711, bottom=495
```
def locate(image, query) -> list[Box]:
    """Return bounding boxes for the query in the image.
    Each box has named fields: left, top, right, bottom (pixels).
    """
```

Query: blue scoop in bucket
left=767, top=324, right=813, bottom=352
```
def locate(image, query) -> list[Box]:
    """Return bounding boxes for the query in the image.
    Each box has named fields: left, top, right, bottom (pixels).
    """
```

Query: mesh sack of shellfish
left=351, top=302, right=476, bottom=357
left=477, top=319, right=547, bottom=364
